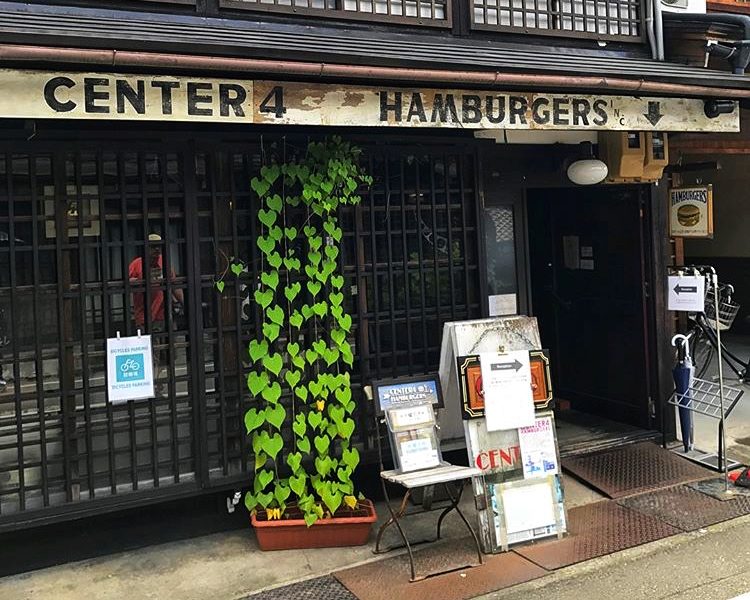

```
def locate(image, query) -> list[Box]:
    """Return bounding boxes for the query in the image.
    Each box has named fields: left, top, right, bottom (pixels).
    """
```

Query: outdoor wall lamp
left=566, top=142, right=608, bottom=185
left=704, top=99, right=736, bottom=119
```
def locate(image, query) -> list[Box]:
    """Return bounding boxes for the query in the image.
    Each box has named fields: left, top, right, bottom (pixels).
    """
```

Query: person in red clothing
left=128, top=233, right=184, bottom=390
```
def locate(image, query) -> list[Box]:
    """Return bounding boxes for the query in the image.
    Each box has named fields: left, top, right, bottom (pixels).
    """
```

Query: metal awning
left=0, top=1, right=747, bottom=95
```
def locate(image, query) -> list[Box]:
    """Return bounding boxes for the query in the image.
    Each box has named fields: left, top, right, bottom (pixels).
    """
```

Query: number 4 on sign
left=259, top=86, right=287, bottom=119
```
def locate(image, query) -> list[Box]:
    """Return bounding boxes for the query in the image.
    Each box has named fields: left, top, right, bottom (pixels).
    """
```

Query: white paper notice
left=519, top=416, right=559, bottom=479
left=480, top=351, right=535, bottom=431
left=488, top=294, right=518, bottom=317
left=501, top=482, right=557, bottom=534
left=106, top=334, right=154, bottom=403
left=667, top=275, right=705, bottom=313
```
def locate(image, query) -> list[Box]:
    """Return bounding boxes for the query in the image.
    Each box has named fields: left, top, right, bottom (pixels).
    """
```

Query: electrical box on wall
left=598, top=131, right=669, bottom=183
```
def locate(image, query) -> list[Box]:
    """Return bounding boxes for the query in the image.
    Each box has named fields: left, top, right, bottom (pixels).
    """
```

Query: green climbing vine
left=227, top=137, right=372, bottom=527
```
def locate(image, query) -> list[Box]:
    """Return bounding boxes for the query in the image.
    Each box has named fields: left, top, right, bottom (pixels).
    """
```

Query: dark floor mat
left=243, top=575, right=357, bottom=600
left=512, top=500, right=680, bottom=570
left=561, top=441, right=714, bottom=498
left=334, top=537, right=546, bottom=600
left=618, top=483, right=750, bottom=532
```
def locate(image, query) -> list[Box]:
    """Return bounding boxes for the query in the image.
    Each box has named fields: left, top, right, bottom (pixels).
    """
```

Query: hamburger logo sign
left=670, top=185, right=713, bottom=238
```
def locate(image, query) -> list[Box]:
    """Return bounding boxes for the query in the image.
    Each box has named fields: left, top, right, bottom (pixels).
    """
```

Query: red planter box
left=251, top=500, right=378, bottom=551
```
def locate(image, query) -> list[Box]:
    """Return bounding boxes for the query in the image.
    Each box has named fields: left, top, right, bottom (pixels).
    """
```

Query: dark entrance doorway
left=527, top=185, right=653, bottom=429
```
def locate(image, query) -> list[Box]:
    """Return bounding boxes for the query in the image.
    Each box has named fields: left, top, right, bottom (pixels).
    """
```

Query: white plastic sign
left=107, top=334, right=155, bottom=403
left=667, top=275, right=705, bottom=313
left=480, top=350, right=535, bottom=431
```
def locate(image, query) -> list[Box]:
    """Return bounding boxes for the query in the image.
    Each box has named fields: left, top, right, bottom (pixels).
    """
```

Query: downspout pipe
left=0, top=43, right=746, bottom=98
left=662, top=11, right=750, bottom=74
left=646, top=0, right=659, bottom=60
left=654, top=0, right=665, bottom=60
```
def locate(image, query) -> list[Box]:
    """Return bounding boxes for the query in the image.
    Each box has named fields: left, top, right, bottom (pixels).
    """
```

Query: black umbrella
left=672, top=334, right=694, bottom=453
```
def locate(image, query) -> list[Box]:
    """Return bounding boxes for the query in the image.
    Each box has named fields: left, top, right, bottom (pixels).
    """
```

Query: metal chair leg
left=436, top=481, right=464, bottom=540
left=443, top=481, right=484, bottom=567
left=379, top=485, right=417, bottom=581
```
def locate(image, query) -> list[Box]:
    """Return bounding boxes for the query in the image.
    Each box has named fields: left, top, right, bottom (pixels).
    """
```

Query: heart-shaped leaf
left=266, top=304, right=285, bottom=326
left=309, top=379, right=323, bottom=398
left=342, top=447, right=360, bottom=471
left=309, top=236, right=323, bottom=251
left=284, top=227, right=298, bottom=241
left=261, top=165, right=280, bottom=185
left=292, top=416, right=306, bottom=439
left=256, top=491, right=274, bottom=509
left=258, top=208, right=277, bottom=228
left=341, top=345, right=354, bottom=367
left=303, top=225, right=316, bottom=238
left=292, top=355, right=306, bottom=371
left=274, top=483, right=291, bottom=505
left=295, top=386, right=308, bottom=402
left=331, top=305, right=344, bottom=320
left=343, top=400, right=356, bottom=414
left=287, top=342, right=300, bottom=357
left=330, top=292, right=344, bottom=307
left=314, top=434, right=331, bottom=455
left=343, top=494, right=357, bottom=509
left=284, top=282, right=301, bottom=303
left=215, top=280, right=225, bottom=293
left=265, top=403, right=285, bottom=430
left=256, top=468, right=274, bottom=491
left=325, top=245, right=339, bottom=261
left=312, top=302, right=328, bottom=318
left=262, top=382, right=282, bottom=404
left=326, top=422, right=338, bottom=439
left=245, top=492, right=258, bottom=512
left=261, top=271, right=279, bottom=290
left=322, top=347, right=340, bottom=367
left=328, top=405, right=345, bottom=426
left=304, top=512, right=318, bottom=527
left=289, top=473, right=307, bottom=496
left=322, top=259, right=337, bottom=278
left=248, top=339, right=269, bottom=363
left=251, top=177, right=271, bottom=198
left=262, top=322, right=281, bottom=343
left=308, top=411, right=323, bottom=430
left=324, top=219, right=343, bottom=242
left=335, top=386, right=352, bottom=404
left=267, top=252, right=282, bottom=269
left=231, top=263, right=244, bottom=276
left=287, top=451, right=303, bottom=473
left=259, top=431, right=284, bottom=460
left=257, top=236, right=275, bottom=256
left=315, top=457, right=333, bottom=478
left=321, top=180, right=334, bottom=195
left=312, top=340, right=327, bottom=355
left=304, top=265, right=317, bottom=280
left=331, top=275, right=344, bottom=289
left=289, top=312, right=304, bottom=329
left=337, top=418, right=355, bottom=440
left=339, top=314, right=353, bottom=332
left=298, top=437, right=311, bottom=454
left=305, top=349, right=318, bottom=365
left=338, top=467, right=352, bottom=484
left=307, top=281, right=322, bottom=297
left=266, top=193, right=283, bottom=213
left=263, top=353, right=283, bottom=376
left=247, top=371, right=269, bottom=396
left=331, top=329, right=346, bottom=347
left=320, top=485, right=342, bottom=515
left=268, top=226, right=283, bottom=242
left=301, top=304, right=315, bottom=320
left=244, top=408, right=265, bottom=433
left=252, top=432, right=263, bottom=455
left=285, top=370, right=301, bottom=389
left=309, top=251, right=322, bottom=267
left=254, top=289, right=274, bottom=309
left=256, top=451, right=268, bottom=470
left=284, top=257, right=301, bottom=272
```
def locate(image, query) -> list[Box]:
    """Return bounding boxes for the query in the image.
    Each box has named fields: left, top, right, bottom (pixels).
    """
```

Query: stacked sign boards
left=439, top=316, right=566, bottom=552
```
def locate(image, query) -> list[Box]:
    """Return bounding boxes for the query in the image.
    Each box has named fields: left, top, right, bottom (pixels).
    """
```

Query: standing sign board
left=667, top=274, right=705, bottom=313
left=669, top=185, right=714, bottom=238
left=106, top=334, right=154, bottom=403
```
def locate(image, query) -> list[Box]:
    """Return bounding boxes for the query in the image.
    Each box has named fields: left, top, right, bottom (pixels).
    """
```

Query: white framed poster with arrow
left=480, top=350, right=535, bottom=431
left=667, top=274, right=705, bottom=313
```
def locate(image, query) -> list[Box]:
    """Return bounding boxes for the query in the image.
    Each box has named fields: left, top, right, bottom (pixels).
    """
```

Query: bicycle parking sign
left=107, top=334, right=154, bottom=403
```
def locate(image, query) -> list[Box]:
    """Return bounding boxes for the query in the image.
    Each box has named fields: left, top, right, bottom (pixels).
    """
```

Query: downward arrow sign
left=644, top=101, right=664, bottom=126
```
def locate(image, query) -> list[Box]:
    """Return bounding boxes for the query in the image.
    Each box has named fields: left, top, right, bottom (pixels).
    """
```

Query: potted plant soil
left=219, top=137, right=376, bottom=550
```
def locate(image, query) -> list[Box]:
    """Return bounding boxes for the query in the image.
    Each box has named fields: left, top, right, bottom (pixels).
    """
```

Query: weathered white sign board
left=0, top=69, right=738, bottom=132
left=667, top=274, right=705, bottom=313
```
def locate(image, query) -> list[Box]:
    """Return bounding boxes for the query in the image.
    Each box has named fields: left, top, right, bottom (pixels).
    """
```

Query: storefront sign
left=106, top=334, right=154, bottom=403
left=669, top=185, right=714, bottom=238
left=0, top=69, right=738, bottom=132
left=372, top=375, right=443, bottom=415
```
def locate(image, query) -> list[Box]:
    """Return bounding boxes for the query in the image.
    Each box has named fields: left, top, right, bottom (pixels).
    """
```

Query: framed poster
left=529, top=349, right=554, bottom=409
left=669, top=185, right=714, bottom=238
left=458, top=355, right=485, bottom=419
left=372, top=374, right=443, bottom=416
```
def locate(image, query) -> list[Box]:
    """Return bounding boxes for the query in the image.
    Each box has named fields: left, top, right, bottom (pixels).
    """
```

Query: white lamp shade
left=567, top=159, right=608, bottom=185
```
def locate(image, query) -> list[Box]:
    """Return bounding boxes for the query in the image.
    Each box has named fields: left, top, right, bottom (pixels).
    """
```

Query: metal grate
left=244, top=575, right=357, bottom=600
left=220, top=0, right=451, bottom=27
left=471, top=0, right=643, bottom=42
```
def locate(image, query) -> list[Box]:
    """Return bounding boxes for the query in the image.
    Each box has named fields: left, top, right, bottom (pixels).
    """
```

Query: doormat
left=513, top=500, right=679, bottom=571
left=242, top=575, right=357, bottom=600
left=561, top=441, right=714, bottom=498
left=334, top=537, right=546, bottom=600
left=619, top=484, right=750, bottom=531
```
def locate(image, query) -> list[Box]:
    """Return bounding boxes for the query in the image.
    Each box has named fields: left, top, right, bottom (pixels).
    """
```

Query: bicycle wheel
left=693, top=332, right=715, bottom=379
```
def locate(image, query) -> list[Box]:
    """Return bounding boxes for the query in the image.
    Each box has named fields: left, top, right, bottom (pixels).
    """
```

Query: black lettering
left=531, top=98, right=550, bottom=125
left=187, top=82, right=213, bottom=117
left=219, top=83, right=247, bottom=117
left=84, top=78, right=110, bottom=114
left=592, top=99, right=608, bottom=126
left=486, top=96, right=506, bottom=124
left=379, top=91, right=402, bottom=122
left=509, top=96, right=527, bottom=125
left=151, top=81, right=180, bottom=115
left=571, top=98, right=591, bottom=126
left=258, top=86, right=286, bottom=118
left=44, top=77, right=76, bottom=113
left=431, top=94, right=458, bottom=123
left=462, top=95, right=482, bottom=124
left=406, top=93, right=427, bottom=122
left=552, top=98, right=569, bottom=125
left=116, top=80, right=145, bottom=114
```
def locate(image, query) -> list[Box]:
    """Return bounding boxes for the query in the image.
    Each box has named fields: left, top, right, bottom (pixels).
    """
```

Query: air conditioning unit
left=660, top=0, right=706, bottom=14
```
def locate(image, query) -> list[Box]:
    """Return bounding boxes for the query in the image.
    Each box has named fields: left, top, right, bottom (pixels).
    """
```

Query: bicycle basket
left=704, top=287, right=740, bottom=331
